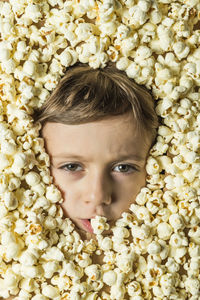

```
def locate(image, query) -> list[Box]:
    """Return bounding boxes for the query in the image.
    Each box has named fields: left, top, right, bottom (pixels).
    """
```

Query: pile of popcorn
left=0, top=0, right=200, bottom=299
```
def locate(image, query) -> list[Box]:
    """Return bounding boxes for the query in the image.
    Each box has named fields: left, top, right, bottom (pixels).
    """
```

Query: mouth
left=78, top=218, right=115, bottom=235
left=79, top=219, right=94, bottom=233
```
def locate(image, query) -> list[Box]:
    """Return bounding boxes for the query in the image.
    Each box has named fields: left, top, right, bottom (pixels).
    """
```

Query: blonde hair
left=34, top=62, right=158, bottom=141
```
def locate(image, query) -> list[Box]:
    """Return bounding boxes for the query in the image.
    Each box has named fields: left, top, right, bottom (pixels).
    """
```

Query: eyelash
left=60, top=163, right=139, bottom=174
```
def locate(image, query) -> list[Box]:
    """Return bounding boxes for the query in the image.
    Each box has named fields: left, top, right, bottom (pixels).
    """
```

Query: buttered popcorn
left=0, top=0, right=199, bottom=299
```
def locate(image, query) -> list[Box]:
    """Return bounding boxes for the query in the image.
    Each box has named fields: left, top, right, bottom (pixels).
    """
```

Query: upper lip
left=80, top=217, right=112, bottom=222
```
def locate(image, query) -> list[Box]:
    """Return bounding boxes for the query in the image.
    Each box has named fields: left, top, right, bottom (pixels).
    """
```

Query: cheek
left=127, top=170, right=147, bottom=199
left=112, top=170, right=147, bottom=217
left=50, top=168, right=81, bottom=214
left=50, top=167, right=65, bottom=193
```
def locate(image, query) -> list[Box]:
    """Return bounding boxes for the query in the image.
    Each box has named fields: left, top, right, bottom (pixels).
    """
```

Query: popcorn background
left=0, top=0, right=200, bottom=299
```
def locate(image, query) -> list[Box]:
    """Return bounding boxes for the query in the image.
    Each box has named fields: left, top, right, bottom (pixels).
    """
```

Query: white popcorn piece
left=19, top=250, right=38, bottom=266
left=112, top=226, right=129, bottom=240
left=0, top=203, right=8, bottom=218
left=131, top=224, right=150, bottom=240
left=131, top=205, right=151, bottom=223
left=147, top=241, right=161, bottom=255
left=14, top=219, right=26, bottom=235
left=126, top=62, right=141, bottom=79
left=19, top=278, right=36, bottom=293
left=4, top=268, right=19, bottom=291
left=169, top=214, right=185, bottom=230
left=42, top=284, right=60, bottom=298
left=75, top=252, right=92, bottom=268
left=4, top=191, right=18, bottom=211
left=146, top=157, right=161, bottom=175
left=85, top=264, right=102, bottom=281
left=1, top=139, right=17, bottom=155
left=173, top=41, right=190, bottom=60
left=185, top=277, right=200, bottom=296
left=97, top=236, right=113, bottom=251
left=0, top=153, right=11, bottom=172
left=64, top=261, right=84, bottom=279
left=25, top=3, right=42, bottom=23
left=43, top=261, right=60, bottom=279
left=157, top=222, right=173, bottom=240
left=91, top=216, right=109, bottom=234
left=103, top=270, right=117, bottom=286
left=6, top=242, right=22, bottom=261
left=59, top=49, right=73, bottom=67
left=127, top=280, right=142, bottom=296
left=116, top=251, right=135, bottom=273
left=23, top=60, right=36, bottom=77
left=44, top=216, right=57, bottom=230
left=20, top=265, right=41, bottom=279
left=169, top=233, right=184, bottom=248
left=110, top=283, right=126, bottom=300
left=45, top=184, right=62, bottom=203
left=0, top=43, right=11, bottom=62
left=25, top=171, right=41, bottom=187
left=31, top=182, right=45, bottom=196
left=42, top=246, right=64, bottom=261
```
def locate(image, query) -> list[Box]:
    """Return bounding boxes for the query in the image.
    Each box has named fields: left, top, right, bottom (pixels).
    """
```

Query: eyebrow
left=51, top=153, right=145, bottom=162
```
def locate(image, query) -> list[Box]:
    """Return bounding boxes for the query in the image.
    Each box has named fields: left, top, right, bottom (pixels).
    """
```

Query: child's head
left=34, top=62, right=158, bottom=236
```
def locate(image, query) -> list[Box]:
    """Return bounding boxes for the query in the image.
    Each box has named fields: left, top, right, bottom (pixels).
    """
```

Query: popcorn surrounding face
left=0, top=0, right=199, bottom=298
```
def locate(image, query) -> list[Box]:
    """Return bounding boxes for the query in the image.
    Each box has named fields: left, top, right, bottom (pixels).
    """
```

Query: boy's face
left=42, top=112, right=152, bottom=236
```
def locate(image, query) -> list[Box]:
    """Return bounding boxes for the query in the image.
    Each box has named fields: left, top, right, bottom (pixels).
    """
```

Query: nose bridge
left=87, top=168, right=112, bottom=206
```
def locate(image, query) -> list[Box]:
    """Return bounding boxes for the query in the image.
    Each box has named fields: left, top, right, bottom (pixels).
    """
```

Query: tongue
left=82, top=219, right=94, bottom=233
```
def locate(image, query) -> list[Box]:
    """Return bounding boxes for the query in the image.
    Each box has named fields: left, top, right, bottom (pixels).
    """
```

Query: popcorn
left=173, top=41, right=190, bottom=60
left=0, top=0, right=199, bottom=298
left=6, top=242, right=22, bottom=261
left=75, top=252, right=92, bottom=268
left=131, top=205, right=151, bottom=223
left=85, top=264, right=102, bottom=281
left=14, top=219, right=26, bottom=235
left=157, top=222, right=173, bottom=240
left=19, top=250, right=38, bottom=266
left=0, top=47, right=11, bottom=62
left=42, top=284, right=60, bottom=298
left=147, top=241, right=161, bottom=255
left=62, top=260, right=83, bottom=279
left=25, top=171, right=41, bottom=187
left=185, top=277, right=200, bottom=296
left=45, top=184, right=62, bottom=203
left=43, top=261, right=60, bottom=279
left=0, top=153, right=11, bottom=172
left=146, top=157, right=161, bottom=175
left=4, top=191, right=18, bottom=211
left=59, top=49, right=73, bottom=67
left=91, top=216, right=109, bottom=234
left=103, top=270, right=117, bottom=286
left=169, top=214, right=185, bottom=230
left=110, top=283, right=126, bottom=300
left=116, top=251, right=135, bottom=273
left=126, top=62, right=141, bottom=79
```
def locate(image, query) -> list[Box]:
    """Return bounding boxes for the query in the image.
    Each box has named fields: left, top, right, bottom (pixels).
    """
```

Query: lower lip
left=80, top=219, right=94, bottom=233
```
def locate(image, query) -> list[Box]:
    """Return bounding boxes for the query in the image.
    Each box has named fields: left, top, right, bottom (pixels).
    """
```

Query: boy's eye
left=113, top=164, right=138, bottom=173
left=61, top=163, right=82, bottom=172
left=60, top=163, right=138, bottom=173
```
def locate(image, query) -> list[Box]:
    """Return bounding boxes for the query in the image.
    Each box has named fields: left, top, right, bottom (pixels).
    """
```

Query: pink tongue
left=82, top=219, right=94, bottom=233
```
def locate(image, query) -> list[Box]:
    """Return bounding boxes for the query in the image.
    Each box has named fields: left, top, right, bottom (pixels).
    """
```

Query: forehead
left=42, top=112, right=151, bottom=158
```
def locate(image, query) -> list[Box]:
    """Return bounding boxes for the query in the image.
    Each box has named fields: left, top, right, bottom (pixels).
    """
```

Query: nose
left=84, top=170, right=112, bottom=208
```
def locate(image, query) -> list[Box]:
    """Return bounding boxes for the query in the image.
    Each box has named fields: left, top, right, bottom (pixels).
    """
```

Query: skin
left=42, top=111, right=153, bottom=240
